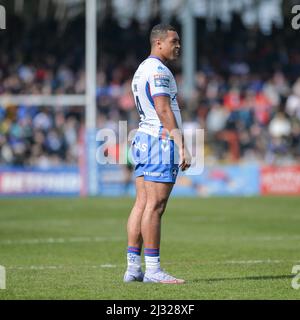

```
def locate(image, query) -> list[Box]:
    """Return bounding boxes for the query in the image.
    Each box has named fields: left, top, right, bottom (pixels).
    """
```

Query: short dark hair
left=150, top=23, right=177, bottom=46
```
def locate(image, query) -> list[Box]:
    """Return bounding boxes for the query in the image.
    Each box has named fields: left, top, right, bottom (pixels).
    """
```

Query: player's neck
left=149, top=51, right=167, bottom=64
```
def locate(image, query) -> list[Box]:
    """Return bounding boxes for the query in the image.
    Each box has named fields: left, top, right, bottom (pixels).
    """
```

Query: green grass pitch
left=0, top=196, right=300, bottom=299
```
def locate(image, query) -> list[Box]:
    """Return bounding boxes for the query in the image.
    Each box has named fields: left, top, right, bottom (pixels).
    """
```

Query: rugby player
left=124, top=24, right=191, bottom=284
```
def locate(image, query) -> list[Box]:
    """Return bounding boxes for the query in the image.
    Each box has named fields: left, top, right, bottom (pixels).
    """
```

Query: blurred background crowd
left=1, top=2, right=300, bottom=167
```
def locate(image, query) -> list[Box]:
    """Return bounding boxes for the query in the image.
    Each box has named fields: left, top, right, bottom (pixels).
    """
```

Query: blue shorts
left=130, top=131, right=179, bottom=183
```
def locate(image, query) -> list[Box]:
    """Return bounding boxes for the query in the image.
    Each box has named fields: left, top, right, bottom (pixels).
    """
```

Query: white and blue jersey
left=131, top=55, right=182, bottom=137
left=130, top=56, right=182, bottom=183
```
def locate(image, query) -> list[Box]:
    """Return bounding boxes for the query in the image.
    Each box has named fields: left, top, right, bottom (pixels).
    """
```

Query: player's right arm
left=153, top=95, right=191, bottom=171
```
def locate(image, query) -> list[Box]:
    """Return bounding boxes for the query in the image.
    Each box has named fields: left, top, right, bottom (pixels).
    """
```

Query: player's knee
left=135, top=197, right=146, bottom=212
left=146, top=198, right=168, bottom=216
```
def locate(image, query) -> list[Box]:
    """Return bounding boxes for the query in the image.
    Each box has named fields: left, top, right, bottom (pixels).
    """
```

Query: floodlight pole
left=182, top=0, right=196, bottom=103
left=85, top=0, right=98, bottom=196
left=86, top=0, right=97, bottom=131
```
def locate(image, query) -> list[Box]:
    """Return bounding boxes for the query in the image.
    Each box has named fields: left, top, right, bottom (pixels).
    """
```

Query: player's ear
left=157, top=38, right=163, bottom=49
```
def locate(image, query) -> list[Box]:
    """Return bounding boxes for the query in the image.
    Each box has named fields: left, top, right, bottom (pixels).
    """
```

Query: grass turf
left=0, top=196, right=300, bottom=299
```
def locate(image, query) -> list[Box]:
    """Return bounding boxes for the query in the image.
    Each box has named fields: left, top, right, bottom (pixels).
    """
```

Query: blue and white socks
left=127, top=246, right=142, bottom=271
left=144, top=248, right=160, bottom=273
left=127, top=247, right=161, bottom=273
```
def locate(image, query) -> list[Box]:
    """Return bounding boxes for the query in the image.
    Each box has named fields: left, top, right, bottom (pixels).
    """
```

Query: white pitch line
left=178, top=235, right=300, bottom=242
left=0, top=236, right=123, bottom=245
left=242, top=235, right=300, bottom=241
left=6, top=264, right=117, bottom=270
left=2, top=234, right=300, bottom=246
left=221, top=259, right=284, bottom=264
left=5, top=259, right=300, bottom=271
left=2, top=235, right=300, bottom=246
left=99, top=264, right=117, bottom=268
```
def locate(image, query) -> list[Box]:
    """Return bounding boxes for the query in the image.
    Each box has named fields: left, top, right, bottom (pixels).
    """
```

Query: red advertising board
left=260, top=166, right=300, bottom=195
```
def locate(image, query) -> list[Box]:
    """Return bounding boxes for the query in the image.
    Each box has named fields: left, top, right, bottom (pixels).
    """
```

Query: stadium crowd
left=0, top=14, right=300, bottom=167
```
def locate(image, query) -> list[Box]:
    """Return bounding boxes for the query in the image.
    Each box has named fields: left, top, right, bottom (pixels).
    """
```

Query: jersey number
left=135, top=96, right=145, bottom=120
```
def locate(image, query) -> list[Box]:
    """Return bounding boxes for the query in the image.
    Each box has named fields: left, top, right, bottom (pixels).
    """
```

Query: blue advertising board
left=173, top=165, right=260, bottom=197
left=0, top=166, right=80, bottom=196
left=0, top=164, right=260, bottom=197
left=96, top=164, right=260, bottom=197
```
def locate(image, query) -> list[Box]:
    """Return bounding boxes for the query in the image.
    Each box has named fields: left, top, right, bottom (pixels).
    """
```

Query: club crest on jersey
left=154, top=74, right=169, bottom=88
left=172, top=168, right=178, bottom=177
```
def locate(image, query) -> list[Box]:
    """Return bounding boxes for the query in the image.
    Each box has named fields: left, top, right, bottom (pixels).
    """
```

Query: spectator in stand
left=1, top=14, right=300, bottom=166
left=286, top=78, right=300, bottom=121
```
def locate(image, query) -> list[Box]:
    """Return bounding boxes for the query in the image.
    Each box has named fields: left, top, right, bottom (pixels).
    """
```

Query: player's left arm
left=153, top=95, right=191, bottom=171
left=149, top=67, right=191, bottom=170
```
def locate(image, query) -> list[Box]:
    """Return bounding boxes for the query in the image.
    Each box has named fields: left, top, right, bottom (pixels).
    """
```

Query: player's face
left=160, top=31, right=180, bottom=61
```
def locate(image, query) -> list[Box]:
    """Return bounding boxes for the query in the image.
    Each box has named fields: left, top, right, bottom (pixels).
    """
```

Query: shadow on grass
left=192, top=275, right=293, bottom=283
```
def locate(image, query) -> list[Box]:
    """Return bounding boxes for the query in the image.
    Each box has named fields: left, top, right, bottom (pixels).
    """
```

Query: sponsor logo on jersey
left=154, top=74, right=169, bottom=88
left=134, top=142, right=148, bottom=152
left=143, top=171, right=164, bottom=177
left=157, top=65, right=165, bottom=72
